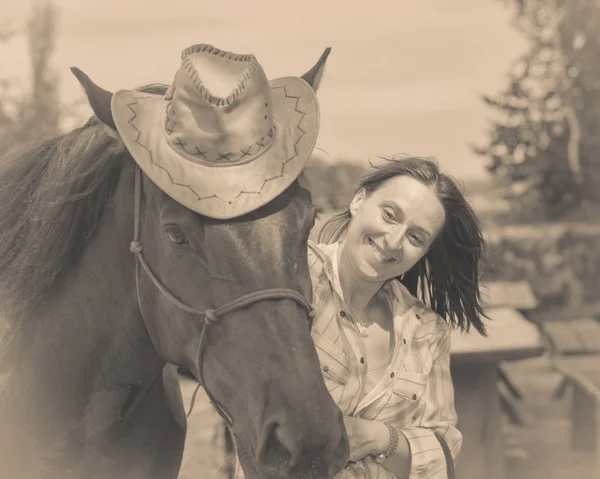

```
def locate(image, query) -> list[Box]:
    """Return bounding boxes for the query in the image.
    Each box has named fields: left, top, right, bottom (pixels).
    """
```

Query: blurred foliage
left=484, top=222, right=600, bottom=313
left=303, top=152, right=368, bottom=240
left=304, top=151, right=368, bottom=212
left=0, top=0, right=61, bottom=156
left=474, top=0, right=600, bottom=222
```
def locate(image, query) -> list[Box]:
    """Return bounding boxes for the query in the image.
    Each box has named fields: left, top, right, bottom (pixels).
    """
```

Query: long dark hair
left=319, top=156, right=488, bottom=335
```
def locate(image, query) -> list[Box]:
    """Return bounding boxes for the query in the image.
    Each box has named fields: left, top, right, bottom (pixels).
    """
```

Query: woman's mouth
left=368, top=238, right=396, bottom=263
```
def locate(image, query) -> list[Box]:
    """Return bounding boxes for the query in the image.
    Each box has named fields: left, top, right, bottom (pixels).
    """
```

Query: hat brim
left=111, top=77, right=319, bottom=219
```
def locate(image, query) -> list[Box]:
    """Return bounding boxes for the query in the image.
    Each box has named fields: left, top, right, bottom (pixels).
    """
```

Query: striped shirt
left=308, top=240, right=462, bottom=479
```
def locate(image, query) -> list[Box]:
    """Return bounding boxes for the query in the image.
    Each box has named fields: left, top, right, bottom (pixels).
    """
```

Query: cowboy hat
left=106, top=43, right=327, bottom=219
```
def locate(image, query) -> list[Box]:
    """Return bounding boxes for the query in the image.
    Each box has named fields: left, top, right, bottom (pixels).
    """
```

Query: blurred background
left=2, top=0, right=600, bottom=478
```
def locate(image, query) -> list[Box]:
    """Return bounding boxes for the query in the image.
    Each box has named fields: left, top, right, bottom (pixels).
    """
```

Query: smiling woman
left=306, top=156, right=488, bottom=478
left=343, top=175, right=446, bottom=283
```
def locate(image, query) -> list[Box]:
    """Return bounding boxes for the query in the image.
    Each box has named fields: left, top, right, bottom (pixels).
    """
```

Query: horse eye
left=165, top=226, right=188, bottom=245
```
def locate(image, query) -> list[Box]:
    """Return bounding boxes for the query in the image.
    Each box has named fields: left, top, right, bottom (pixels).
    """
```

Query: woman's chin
left=357, top=258, right=405, bottom=283
left=357, top=261, right=385, bottom=282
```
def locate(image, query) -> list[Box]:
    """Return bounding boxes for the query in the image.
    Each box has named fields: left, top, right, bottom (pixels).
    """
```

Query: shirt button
left=323, top=365, right=330, bottom=372
left=416, top=314, right=421, bottom=320
left=390, top=372, right=395, bottom=378
left=340, top=311, right=347, bottom=317
left=402, top=338, right=407, bottom=344
left=412, top=394, right=417, bottom=400
left=360, top=357, right=365, bottom=364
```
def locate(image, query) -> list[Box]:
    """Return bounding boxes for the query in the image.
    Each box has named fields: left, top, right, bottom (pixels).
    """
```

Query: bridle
left=127, top=166, right=315, bottom=425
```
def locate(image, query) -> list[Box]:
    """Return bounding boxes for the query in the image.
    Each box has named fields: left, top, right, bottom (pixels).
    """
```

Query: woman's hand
left=343, top=416, right=390, bottom=462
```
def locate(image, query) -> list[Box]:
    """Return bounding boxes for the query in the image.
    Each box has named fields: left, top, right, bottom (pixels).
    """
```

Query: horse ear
left=301, top=47, right=331, bottom=93
left=70, top=67, right=116, bottom=130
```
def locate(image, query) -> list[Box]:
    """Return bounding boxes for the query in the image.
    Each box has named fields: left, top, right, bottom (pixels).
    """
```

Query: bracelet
left=374, top=423, right=399, bottom=464
left=385, top=423, right=400, bottom=457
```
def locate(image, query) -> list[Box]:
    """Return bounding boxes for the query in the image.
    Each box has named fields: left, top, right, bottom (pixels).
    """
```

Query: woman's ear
left=349, top=188, right=366, bottom=216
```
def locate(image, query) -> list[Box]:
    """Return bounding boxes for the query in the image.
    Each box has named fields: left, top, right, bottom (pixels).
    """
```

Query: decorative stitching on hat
left=255, top=85, right=305, bottom=191
left=181, top=44, right=254, bottom=62
left=193, top=147, right=207, bottom=159
left=234, top=190, right=261, bottom=199
left=164, top=96, right=272, bottom=162
left=169, top=131, right=273, bottom=164
left=163, top=45, right=274, bottom=164
left=215, top=152, right=233, bottom=162
left=125, top=84, right=310, bottom=207
left=274, top=85, right=306, bottom=167
left=181, top=44, right=258, bottom=107
left=174, top=138, right=186, bottom=150
left=125, top=96, right=223, bottom=203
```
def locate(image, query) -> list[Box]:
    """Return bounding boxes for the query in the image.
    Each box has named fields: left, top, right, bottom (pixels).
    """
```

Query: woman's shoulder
left=417, top=305, right=452, bottom=336
left=391, top=280, right=451, bottom=336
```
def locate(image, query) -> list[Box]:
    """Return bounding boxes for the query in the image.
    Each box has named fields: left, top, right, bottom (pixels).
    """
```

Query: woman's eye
left=381, top=208, right=395, bottom=222
left=408, top=233, right=423, bottom=247
left=165, top=226, right=188, bottom=245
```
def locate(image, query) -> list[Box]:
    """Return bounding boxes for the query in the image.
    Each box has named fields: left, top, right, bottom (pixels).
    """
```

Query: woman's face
left=344, top=175, right=446, bottom=283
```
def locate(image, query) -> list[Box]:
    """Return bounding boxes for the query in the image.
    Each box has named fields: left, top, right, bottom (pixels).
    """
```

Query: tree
left=0, top=0, right=61, bottom=155
left=0, top=23, right=19, bottom=148
left=554, top=0, right=600, bottom=205
left=23, top=0, right=61, bottom=141
left=474, top=0, right=592, bottom=221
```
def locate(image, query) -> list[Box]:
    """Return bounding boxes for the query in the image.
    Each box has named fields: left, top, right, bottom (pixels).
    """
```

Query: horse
left=0, top=49, right=348, bottom=479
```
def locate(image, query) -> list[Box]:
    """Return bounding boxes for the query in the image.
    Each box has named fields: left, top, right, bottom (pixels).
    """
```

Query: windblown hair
left=319, top=156, right=488, bottom=335
left=0, top=84, right=169, bottom=318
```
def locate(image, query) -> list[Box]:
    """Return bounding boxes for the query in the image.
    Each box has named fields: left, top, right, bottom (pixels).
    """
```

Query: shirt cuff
left=400, top=427, right=448, bottom=478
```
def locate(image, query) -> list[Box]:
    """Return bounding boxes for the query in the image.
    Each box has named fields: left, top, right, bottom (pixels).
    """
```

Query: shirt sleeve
left=398, top=326, right=463, bottom=478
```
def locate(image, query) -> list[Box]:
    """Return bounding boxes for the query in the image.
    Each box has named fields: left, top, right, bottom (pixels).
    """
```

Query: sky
left=1, top=0, right=527, bottom=181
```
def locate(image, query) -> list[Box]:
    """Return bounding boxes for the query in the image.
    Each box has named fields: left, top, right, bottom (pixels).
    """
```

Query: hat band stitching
left=161, top=103, right=276, bottom=167
left=164, top=103, right=276, bottom=164
left=126, top=85, right=308, bottom=206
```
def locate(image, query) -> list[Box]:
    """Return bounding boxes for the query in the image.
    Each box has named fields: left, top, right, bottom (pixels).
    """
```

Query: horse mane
left=0, top=83, right=169, bottom=319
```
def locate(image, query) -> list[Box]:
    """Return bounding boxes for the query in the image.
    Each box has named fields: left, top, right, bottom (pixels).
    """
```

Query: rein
left=127, top=166, right=315, bottom=425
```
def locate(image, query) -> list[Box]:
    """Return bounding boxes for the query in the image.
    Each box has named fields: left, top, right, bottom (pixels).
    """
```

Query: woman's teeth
left=369, top=239, right=394, bottom=262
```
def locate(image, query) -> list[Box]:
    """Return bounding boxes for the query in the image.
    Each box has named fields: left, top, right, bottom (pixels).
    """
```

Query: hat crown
left=189, top=48, right=250, bottom=101
left=110, top=41, right=324, bottom=219
left=165, top=44, right=275, bottom=165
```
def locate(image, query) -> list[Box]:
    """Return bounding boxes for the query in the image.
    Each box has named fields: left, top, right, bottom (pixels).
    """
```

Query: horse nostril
left=256, top=421, right=299, bottom=471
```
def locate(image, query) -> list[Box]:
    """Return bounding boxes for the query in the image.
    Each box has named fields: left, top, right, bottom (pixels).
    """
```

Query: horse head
left=72, top=47, right=348, bottom=478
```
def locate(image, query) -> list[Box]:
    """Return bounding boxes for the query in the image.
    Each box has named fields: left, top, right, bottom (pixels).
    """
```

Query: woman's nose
left=386, top=226, right=406, bottom=251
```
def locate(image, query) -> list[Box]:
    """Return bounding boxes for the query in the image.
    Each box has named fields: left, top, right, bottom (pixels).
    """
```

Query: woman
left=233, top=156, right=487, bottom=478
left=307, top=156, right=487, bottom=478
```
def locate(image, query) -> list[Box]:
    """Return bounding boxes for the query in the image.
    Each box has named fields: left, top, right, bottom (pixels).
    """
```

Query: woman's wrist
left=372, top=421, right=394, bottom=455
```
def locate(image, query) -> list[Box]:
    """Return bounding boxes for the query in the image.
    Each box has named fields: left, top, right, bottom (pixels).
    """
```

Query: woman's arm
left=390, top=330, right=462, bottom=478
left=342, top=329, right=462, bottom=478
